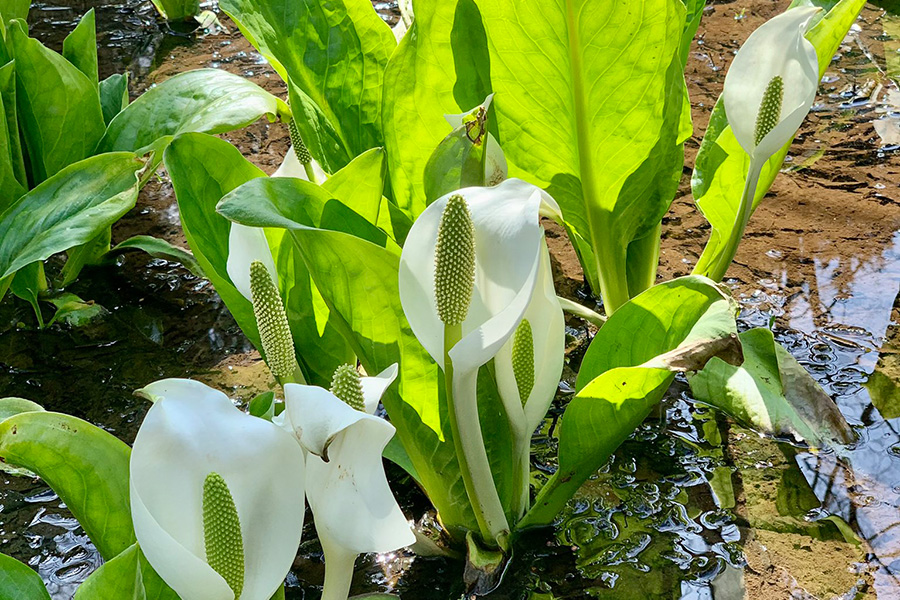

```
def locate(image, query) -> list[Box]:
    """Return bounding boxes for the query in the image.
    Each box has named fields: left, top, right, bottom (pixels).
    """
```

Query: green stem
left=556, top=296, right=606, bottom=327
left=443, top=324, right=509, bottom=547
left=625, top=224, right=661, bottom=297
left=509, top=433, right=530, bottom=521
left=320, top=543, right=356, bottom=600
left=516, top=470, right=579, bottom=531
left=703, top=161, right=763, bottom=283
left=591, top=226, right=631, bottom=315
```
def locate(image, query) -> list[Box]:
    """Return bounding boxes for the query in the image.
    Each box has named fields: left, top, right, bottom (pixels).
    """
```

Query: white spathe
left=130, top=379, right=306, bottom=600
left=226, top=223, right=278, bottom=300
left=398, top=178, right=564, bottom=426
left=281, top=365, right=413, bottom=555
left=444, top=95, right=508, bottom=186
left=723, top=6, right=820, bottom=162
left=273, top=146, right=329, bottom=182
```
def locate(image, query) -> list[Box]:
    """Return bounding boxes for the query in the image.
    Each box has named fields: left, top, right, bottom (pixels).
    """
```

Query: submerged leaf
left=688, top=327, right=854, bottom=447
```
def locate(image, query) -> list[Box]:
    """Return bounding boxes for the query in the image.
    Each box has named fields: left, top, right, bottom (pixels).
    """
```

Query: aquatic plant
left=0, top=0, right=871, bottom=596
left=0, top=8, right=288, bottom=326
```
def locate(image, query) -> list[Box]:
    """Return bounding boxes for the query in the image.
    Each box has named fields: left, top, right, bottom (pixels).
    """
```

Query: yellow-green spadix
left=722, top=6, right=820, bottom=163
left=278, top=364, right=414, bottom=600
left=130, top=379, right=306, bottom=600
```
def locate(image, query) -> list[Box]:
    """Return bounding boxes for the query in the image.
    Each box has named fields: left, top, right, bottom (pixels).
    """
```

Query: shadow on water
left=3, top=1, right=900, bottom=599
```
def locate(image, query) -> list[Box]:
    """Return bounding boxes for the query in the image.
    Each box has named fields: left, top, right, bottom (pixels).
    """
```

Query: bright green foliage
left=476, top=0, right=688, bottom=312
left=382, top=0, right=492, bottom=217
left=691, top=0, right=867, bottom=279
left=219, top=0, right=395, bottom=173
left=203, top=473, right=246, bottom=598
left=434, top=195, right=476, bottom=326
left=0, top=552, right=51, bottom=600
left=511, top=320, right=535, bottom=405
left=250, top=260, right=302, bottom=382
left=99, top=69, right=288, bottom=154
left=0, top=153, right=142, bottom=280
left=62, top=9, right=99, bottom=87
left=0, top=411, right=135, bottom=559
left=331, top=364, right=366, bottom=412
left=521, top=277, right=738, bottom=527
left=7, top=19, right=105, bottom=183
left=74, top=544, right=178, bottom=600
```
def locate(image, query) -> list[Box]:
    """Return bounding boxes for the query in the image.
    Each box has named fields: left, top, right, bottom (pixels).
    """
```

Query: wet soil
left=2, top=0, right=900, bottom=599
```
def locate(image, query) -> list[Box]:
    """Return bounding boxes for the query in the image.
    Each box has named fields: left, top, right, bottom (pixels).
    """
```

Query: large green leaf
left=106, top=235, right=203, bottom=277
left=381, top=0, right=491, bottom=217
left=690, top=0, right=866, bottom=278
left=0, top=1, right=29, bottom=26
left=521, top=276, right=738, bottom=528
left=75, top=543, right=178, bottom=600
left=163, top=133, right=264, bottom=351
left=0, top=552, right=50, bottom=600
left=7, top=20, right=105, bottom=183
left=62, top=9, right=99, bottom=87
left=98, top=69, right=288, bottom=154
left=0, top=411, right=134, bottom=559
left=0, top=59, right=26, bottom=209
left=219, top=0, right=395, bottom=172
left=217, top=184, right=485, bottom=538
left=0, top=152, right=142, bottom=279
left=476, top=0, right=687, bottom=310
left=689, top=327, right=854, bottom=447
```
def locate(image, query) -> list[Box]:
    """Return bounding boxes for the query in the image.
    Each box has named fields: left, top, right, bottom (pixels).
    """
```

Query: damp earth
left=2, top=0, right=900, bottom=598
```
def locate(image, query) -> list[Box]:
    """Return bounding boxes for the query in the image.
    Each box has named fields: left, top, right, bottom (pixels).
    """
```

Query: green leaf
left=58, top=228, right=112, bottom=287
left=0, top=411, right=135, bottom=559
left=688, top=327, right=854, bottom=447
left=98, top=69, right=288, bottom=154
left=217, top=185, right=479, bottom=538
left=423, top=122, right=486, bottom=205
left=106, top=235, right=203, bottom=277
left=0, top=397, right=44, bottom=422
left=381, top=0, right=491, bottom=216
left=219, top=0, right=395, bottom=172
left=0, top=552, right=51, bottom=600
left=163, top=133, right=264, bottom=351
left=99, top=73, right=129, bottom=126
left=521, top=276, right=738, bottom=528
left=7, top=20, right=105, bottom=183
left=477, top=0, right=687, bottom=310
left=248, top=391, right=276, bottom=419
left=75, top=543, right=178, bottom=600
left=62, top=9, right=99, bottom=87
left=149, top=0, right=200, bottom=21
left=0, top=60, right=27, bottom=208
left=0, top=152, right=142, bottom=280
left=0, top=1, right=29, bottom=25
left=691, top=0, right=866, bottom=279
left=320, top=148, right=386, bottom=226
left=10, top=261, right=47, bottom=327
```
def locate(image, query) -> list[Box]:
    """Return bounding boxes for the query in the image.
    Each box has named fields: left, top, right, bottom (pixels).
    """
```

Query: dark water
left=2, top=1, right=900, bottom=599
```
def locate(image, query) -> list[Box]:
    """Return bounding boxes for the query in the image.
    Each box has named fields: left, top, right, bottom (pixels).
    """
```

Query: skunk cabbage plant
left=0, top=10, right=287, bottom=325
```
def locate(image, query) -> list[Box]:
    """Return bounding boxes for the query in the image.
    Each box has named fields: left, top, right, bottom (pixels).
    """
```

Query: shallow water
left=2, top=1, right=900, bottom=599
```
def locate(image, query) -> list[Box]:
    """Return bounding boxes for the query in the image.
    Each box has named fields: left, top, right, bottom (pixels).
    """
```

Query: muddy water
left=2, top=1, right=900, bottom=599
